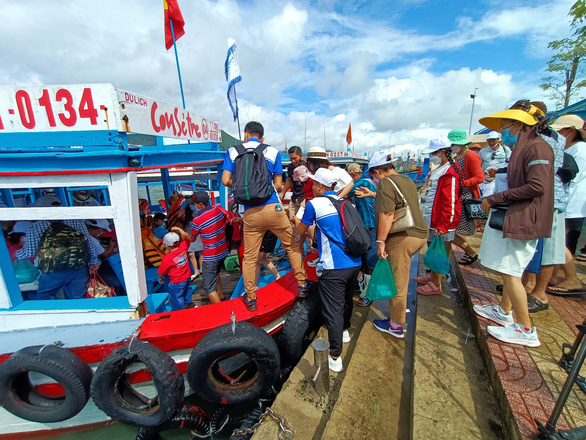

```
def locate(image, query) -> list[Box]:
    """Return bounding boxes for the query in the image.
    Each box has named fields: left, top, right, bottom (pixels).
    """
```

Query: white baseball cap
left=85, top=219, right=112, bottom=232
left=367, top=150, right=394, bottom=170
left=307, top=168, right=336, bottom=187
left=163, top=232, right=180, bottom=246
left=486, top=131, right=500, bottom=140
left=421, top=137, right=451, bottom=154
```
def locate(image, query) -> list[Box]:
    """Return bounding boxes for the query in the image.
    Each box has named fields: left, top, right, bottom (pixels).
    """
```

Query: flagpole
left=169, top=19, right=186, bottom=110
left=233, top=85, right=242, bottom=140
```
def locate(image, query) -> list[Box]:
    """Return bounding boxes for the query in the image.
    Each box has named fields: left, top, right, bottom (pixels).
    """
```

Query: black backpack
left=557, top=152, right=579, bottom=184
left=317, top=196, right=372, bottom=258
left=232, top=143, right=274, bottom=206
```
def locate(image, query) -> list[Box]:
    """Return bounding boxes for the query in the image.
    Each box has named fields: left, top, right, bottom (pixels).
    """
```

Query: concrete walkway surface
left=251, top=234, right=586, bottom=440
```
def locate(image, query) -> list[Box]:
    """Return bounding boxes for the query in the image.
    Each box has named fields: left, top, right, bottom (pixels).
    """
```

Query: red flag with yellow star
left=164, top=0, right=185, bottom=50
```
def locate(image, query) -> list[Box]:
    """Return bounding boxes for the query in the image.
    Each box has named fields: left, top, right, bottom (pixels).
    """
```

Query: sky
left=0, top=0, right=579, bottom=156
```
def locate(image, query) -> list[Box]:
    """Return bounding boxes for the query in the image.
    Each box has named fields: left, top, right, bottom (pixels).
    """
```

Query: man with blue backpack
left=221, top=121, right=308, bottom=312
left=293, top=168, right=367, bottom=373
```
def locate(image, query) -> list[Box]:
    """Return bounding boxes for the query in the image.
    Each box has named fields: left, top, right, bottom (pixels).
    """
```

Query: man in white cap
left=292, top=168, right=362, bottom=373
left=479, top=131, right=511, bottom=173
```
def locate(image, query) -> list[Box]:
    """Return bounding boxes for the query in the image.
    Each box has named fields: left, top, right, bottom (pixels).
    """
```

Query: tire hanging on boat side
left=186, top=322, right=280, bottom=405
left=90, top=339, right=184, bottom=427
left=0, top=344, right=93, bottom=423
left=279, top=290, right=322, bottom=364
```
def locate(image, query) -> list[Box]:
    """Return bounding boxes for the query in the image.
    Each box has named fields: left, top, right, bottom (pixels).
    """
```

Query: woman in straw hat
left=473, top=100, right=554, bottom=347
left=305, top=146, right=354, bottom=198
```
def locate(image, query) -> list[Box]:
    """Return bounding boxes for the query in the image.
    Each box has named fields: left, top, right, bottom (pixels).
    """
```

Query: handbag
left=462, top=199, right=488, bottom=220
left=86, top=273, right=116, bottom=298
left=488, top=206, right=508, bottom=231
left=386, top=177, right=415, bottom=233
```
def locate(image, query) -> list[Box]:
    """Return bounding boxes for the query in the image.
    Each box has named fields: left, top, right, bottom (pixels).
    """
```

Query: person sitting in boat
left=85, top=219, right=125, bottom=296
left=346, top=162, right=378, bottom=307
left=157, top=232, right=194, bottom=310
left=292, top=168, right=362, bottom=373
left=221, top=121, right=309, bottom=312
left=15, top=195, right=100, bottom=300
left=172, top=191, right=230, bottom=304
left=152, top=212, right=168, bottom=239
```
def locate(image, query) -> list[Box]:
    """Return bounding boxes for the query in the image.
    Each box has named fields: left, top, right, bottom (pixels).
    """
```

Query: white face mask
left=430, top=155, right=442, bottom=165
left=451, top=145, right=461, bottom=155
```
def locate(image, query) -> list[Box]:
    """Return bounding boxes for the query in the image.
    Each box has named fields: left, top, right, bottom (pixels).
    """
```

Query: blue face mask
left=501, top=128, right=518, bottom=147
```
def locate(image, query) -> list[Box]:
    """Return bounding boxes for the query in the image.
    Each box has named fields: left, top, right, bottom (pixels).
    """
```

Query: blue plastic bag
left=423, top=235, right=451, bottom=275
left=13, top=259, right=40, bottom=284
left=366, top=258, right=398, bottom=301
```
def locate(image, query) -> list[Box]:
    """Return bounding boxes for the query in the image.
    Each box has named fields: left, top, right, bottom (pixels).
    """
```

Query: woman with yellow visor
left=473, top=100, right=554, bottom=347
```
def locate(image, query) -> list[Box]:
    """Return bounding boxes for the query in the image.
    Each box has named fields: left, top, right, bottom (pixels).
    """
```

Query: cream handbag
left=386, top=177, right=415, bottom=234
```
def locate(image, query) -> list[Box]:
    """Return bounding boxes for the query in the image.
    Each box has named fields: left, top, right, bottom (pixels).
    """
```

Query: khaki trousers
left=243, top=203, right=307, bottom=295
left=385, top=235, right=427, bottom=324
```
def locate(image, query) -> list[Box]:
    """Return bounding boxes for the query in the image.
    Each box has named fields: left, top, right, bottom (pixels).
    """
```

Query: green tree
left=540, top=1, right=586, bottom=108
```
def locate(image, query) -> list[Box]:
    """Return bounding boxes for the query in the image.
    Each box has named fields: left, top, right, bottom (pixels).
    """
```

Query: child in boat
left=158, top=232, right=194, bottom=310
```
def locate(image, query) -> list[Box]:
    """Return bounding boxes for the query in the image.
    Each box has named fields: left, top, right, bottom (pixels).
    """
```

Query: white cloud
left=0, top=0, right=577, bottom=157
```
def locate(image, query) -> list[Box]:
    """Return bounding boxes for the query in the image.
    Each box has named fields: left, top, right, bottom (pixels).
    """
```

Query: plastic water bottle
left=316, top=262, right=324, bottom=278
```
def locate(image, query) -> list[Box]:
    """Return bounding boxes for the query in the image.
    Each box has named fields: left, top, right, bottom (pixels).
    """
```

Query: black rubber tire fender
left=0, top=344, right=93, bottom=423
left=90, top=339, right=184, bottom=427
left=134, top=405, right=210, bottom=440
left=186, top=322, right=280, bottom=405
left=280, top=291, right=322, bottom=363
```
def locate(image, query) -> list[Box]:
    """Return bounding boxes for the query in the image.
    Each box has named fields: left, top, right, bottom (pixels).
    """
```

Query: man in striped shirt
left=173, top=191, right=230, bottom=304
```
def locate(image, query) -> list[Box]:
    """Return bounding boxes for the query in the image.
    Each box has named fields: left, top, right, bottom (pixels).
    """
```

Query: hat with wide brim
left=479, top=109, right=539, bottom=131
left=447, top=128, right=470, bottom=145
left=421, top=137, right=451, bottom=154
left=307, top=146, right=328, bottom=159
left=550, top=114, right=586, bottom=140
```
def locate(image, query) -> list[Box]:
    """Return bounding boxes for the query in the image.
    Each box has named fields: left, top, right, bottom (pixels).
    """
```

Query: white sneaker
left=473, top=304, right=514, bottom=326
left=342, top=329, right=351, bottom=343
left=487, top=323, right=541, bottom=347
left=328, top=354, right=343, bottom=372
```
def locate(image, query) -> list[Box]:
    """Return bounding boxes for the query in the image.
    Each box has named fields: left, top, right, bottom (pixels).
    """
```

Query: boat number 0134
left=0, top=88, right=100, bottom=130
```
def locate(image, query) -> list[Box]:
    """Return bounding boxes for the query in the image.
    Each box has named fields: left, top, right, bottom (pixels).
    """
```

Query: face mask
left=451, top=145, right=461, bottom=155
left=501, top=128, right=518, bottom=147
left=430, top=155, right=442, bottom=165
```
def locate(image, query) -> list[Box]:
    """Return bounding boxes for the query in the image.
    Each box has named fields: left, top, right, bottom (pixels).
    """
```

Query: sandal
left=356, top=297, right=372, bottom=307
left=413, top=273, right=433, bottom=284
left=416, top=281, right=442, bottom=295
left=458, top=254, right=478, bottom=265
left=576, top=254, right=586, bottom=262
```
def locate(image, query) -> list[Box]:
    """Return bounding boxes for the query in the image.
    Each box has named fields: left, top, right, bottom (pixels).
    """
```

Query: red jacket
left=462, top=150, right=484, bottom=199
left=431, top=166, right=462, bottom=233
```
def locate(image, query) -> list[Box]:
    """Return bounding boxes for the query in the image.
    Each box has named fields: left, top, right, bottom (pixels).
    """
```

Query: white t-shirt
left=479, top=144, right=511, bottom=172
left=565, top=141, right=586, bottom=219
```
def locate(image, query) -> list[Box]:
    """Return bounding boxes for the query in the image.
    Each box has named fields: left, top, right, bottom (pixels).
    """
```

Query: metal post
left=468, top=88, right=478, bottom=135
left=312, top=338, right=330, bottom=395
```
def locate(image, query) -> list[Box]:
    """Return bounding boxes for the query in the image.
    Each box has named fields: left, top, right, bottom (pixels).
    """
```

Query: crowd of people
left=3, top=104, right=585, bottom=367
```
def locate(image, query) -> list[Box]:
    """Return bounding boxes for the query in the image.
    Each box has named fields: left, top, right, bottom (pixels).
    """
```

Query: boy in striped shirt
left=172, top=191, right=231, bottom=304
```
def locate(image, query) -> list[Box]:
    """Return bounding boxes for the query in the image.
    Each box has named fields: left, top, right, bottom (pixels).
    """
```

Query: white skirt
left=479, top=210, right=538, bottom=277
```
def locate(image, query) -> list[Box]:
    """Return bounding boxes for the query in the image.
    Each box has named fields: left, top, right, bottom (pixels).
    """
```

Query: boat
left=0, top=84, right=317, bottom=438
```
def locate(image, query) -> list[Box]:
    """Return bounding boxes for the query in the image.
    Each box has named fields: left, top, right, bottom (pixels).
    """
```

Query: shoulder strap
left=254, top=143, right=267, bottom=154
left=234, top=143, right=246, bottom=155
left=385, top=177, right=407, bottom=203
left=317, top=195, right=346, bottom=251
